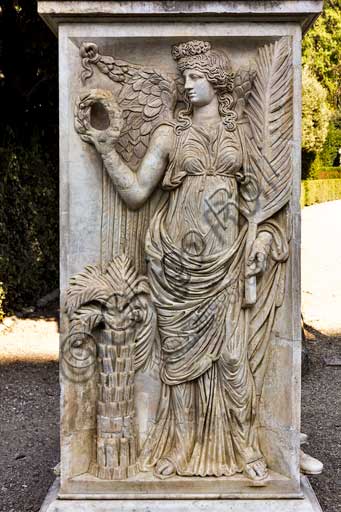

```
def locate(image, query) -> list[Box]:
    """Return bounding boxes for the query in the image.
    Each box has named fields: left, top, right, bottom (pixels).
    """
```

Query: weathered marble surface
left=56, top=23, right=303, bottom=498
left=37, top=0, right=323, bottom=509
left=38, top=1, right=323, bottom=35
left=41, top=477, right=322, bottom=512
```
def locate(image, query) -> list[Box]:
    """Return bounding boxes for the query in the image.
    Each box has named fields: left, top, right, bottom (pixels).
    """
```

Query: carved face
left=183, top=69, right=216, bottom=107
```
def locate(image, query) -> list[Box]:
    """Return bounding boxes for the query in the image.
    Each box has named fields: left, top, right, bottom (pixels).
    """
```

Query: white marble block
left=37, top=1, right=323, bottom=510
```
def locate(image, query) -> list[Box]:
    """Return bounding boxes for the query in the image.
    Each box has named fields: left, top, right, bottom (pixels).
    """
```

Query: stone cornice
left=38, top=1, right=323, bottom=36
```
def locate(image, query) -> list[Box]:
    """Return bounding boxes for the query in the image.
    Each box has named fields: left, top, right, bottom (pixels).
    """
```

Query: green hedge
left=301, top=179, right=341, bottom=207
left=319, top=118, right=341, bottom=167
left=0, top=141, right=58, bottom=315
left=0, top=2, right=58, bottom=318
left=316, top=167, right=341, bottom=180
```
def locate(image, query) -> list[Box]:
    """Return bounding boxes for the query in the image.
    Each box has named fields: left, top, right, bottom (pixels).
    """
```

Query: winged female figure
left=75, top=39, right=292, bottom=483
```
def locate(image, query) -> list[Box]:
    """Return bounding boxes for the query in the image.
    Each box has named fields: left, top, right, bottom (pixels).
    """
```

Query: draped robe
left=139, top=122, right=289, bottom=476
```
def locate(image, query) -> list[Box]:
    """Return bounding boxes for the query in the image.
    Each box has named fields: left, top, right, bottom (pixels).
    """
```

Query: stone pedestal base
left=41, top=477, right=322, bottom=512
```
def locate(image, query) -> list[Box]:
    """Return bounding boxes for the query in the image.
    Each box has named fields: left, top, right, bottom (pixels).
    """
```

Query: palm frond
left=245, top=37, right=293, bottom=222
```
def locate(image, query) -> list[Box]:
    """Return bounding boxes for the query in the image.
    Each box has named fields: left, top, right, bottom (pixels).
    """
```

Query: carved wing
left=79, top=42, right=178, bottom=272
left=243, top=37, right=293, bottom=223
left=233, top=68, right=256, bottom=121
left=115, top=69, right=177, bottom=171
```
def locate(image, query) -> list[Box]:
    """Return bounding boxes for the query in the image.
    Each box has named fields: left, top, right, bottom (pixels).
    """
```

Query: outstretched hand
left=75, top=89, right=124, bottom=155
left=84, top=126, right=122, bottom=155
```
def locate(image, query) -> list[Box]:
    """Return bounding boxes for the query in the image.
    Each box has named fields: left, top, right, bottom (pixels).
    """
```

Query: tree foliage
left=302, top=1, right=341, bottom=178
left=320, top=113, right=341, bottom=167
left=0, top=0, right=58, bottom=313
left=302, top=67, right=332, bottom=153
left=302, top=0, right=341, bottom=109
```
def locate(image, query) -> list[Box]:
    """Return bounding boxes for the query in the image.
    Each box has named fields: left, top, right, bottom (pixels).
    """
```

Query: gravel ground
left=0, top=303, right=59, bottom=512
left=0, top=361, right=59, bottom=512
left=301, top=326, right=341, bottom=512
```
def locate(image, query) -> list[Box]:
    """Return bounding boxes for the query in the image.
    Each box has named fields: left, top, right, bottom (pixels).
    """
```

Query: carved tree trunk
left=89, top=328, right=139, bottom=480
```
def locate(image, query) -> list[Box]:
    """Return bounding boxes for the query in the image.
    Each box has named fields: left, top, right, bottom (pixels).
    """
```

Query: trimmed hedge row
left=301, top=179, right=341, bottom=207
left=317, top=167, right=341, bottom=180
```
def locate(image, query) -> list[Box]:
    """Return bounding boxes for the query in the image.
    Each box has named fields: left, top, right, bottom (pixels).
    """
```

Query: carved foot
left=243, top=458, right=269, bottom=485
left=154, top=458, right=177, bottom=480
left=300, top=450, right=323, bottom=475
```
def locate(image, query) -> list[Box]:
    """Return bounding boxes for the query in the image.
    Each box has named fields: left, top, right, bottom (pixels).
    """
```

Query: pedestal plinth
left=41, top=477, right=322, bottom=512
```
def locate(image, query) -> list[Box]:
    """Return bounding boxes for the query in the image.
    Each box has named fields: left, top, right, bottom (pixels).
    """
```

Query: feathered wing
left=241, top=37, right=293, bottom=223
left=233, top=68, right=256, bottom=121
left=115, top=70, right=177, bottom=170
left=79, top=42, right=178, bottom=273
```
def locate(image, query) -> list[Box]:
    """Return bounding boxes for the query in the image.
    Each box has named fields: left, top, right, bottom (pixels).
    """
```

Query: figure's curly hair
left=172, top=41, right=237, bottom=133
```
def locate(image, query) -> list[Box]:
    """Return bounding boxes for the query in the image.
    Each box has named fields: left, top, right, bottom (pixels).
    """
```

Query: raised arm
left=89, top=124, right=173, bottom=210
